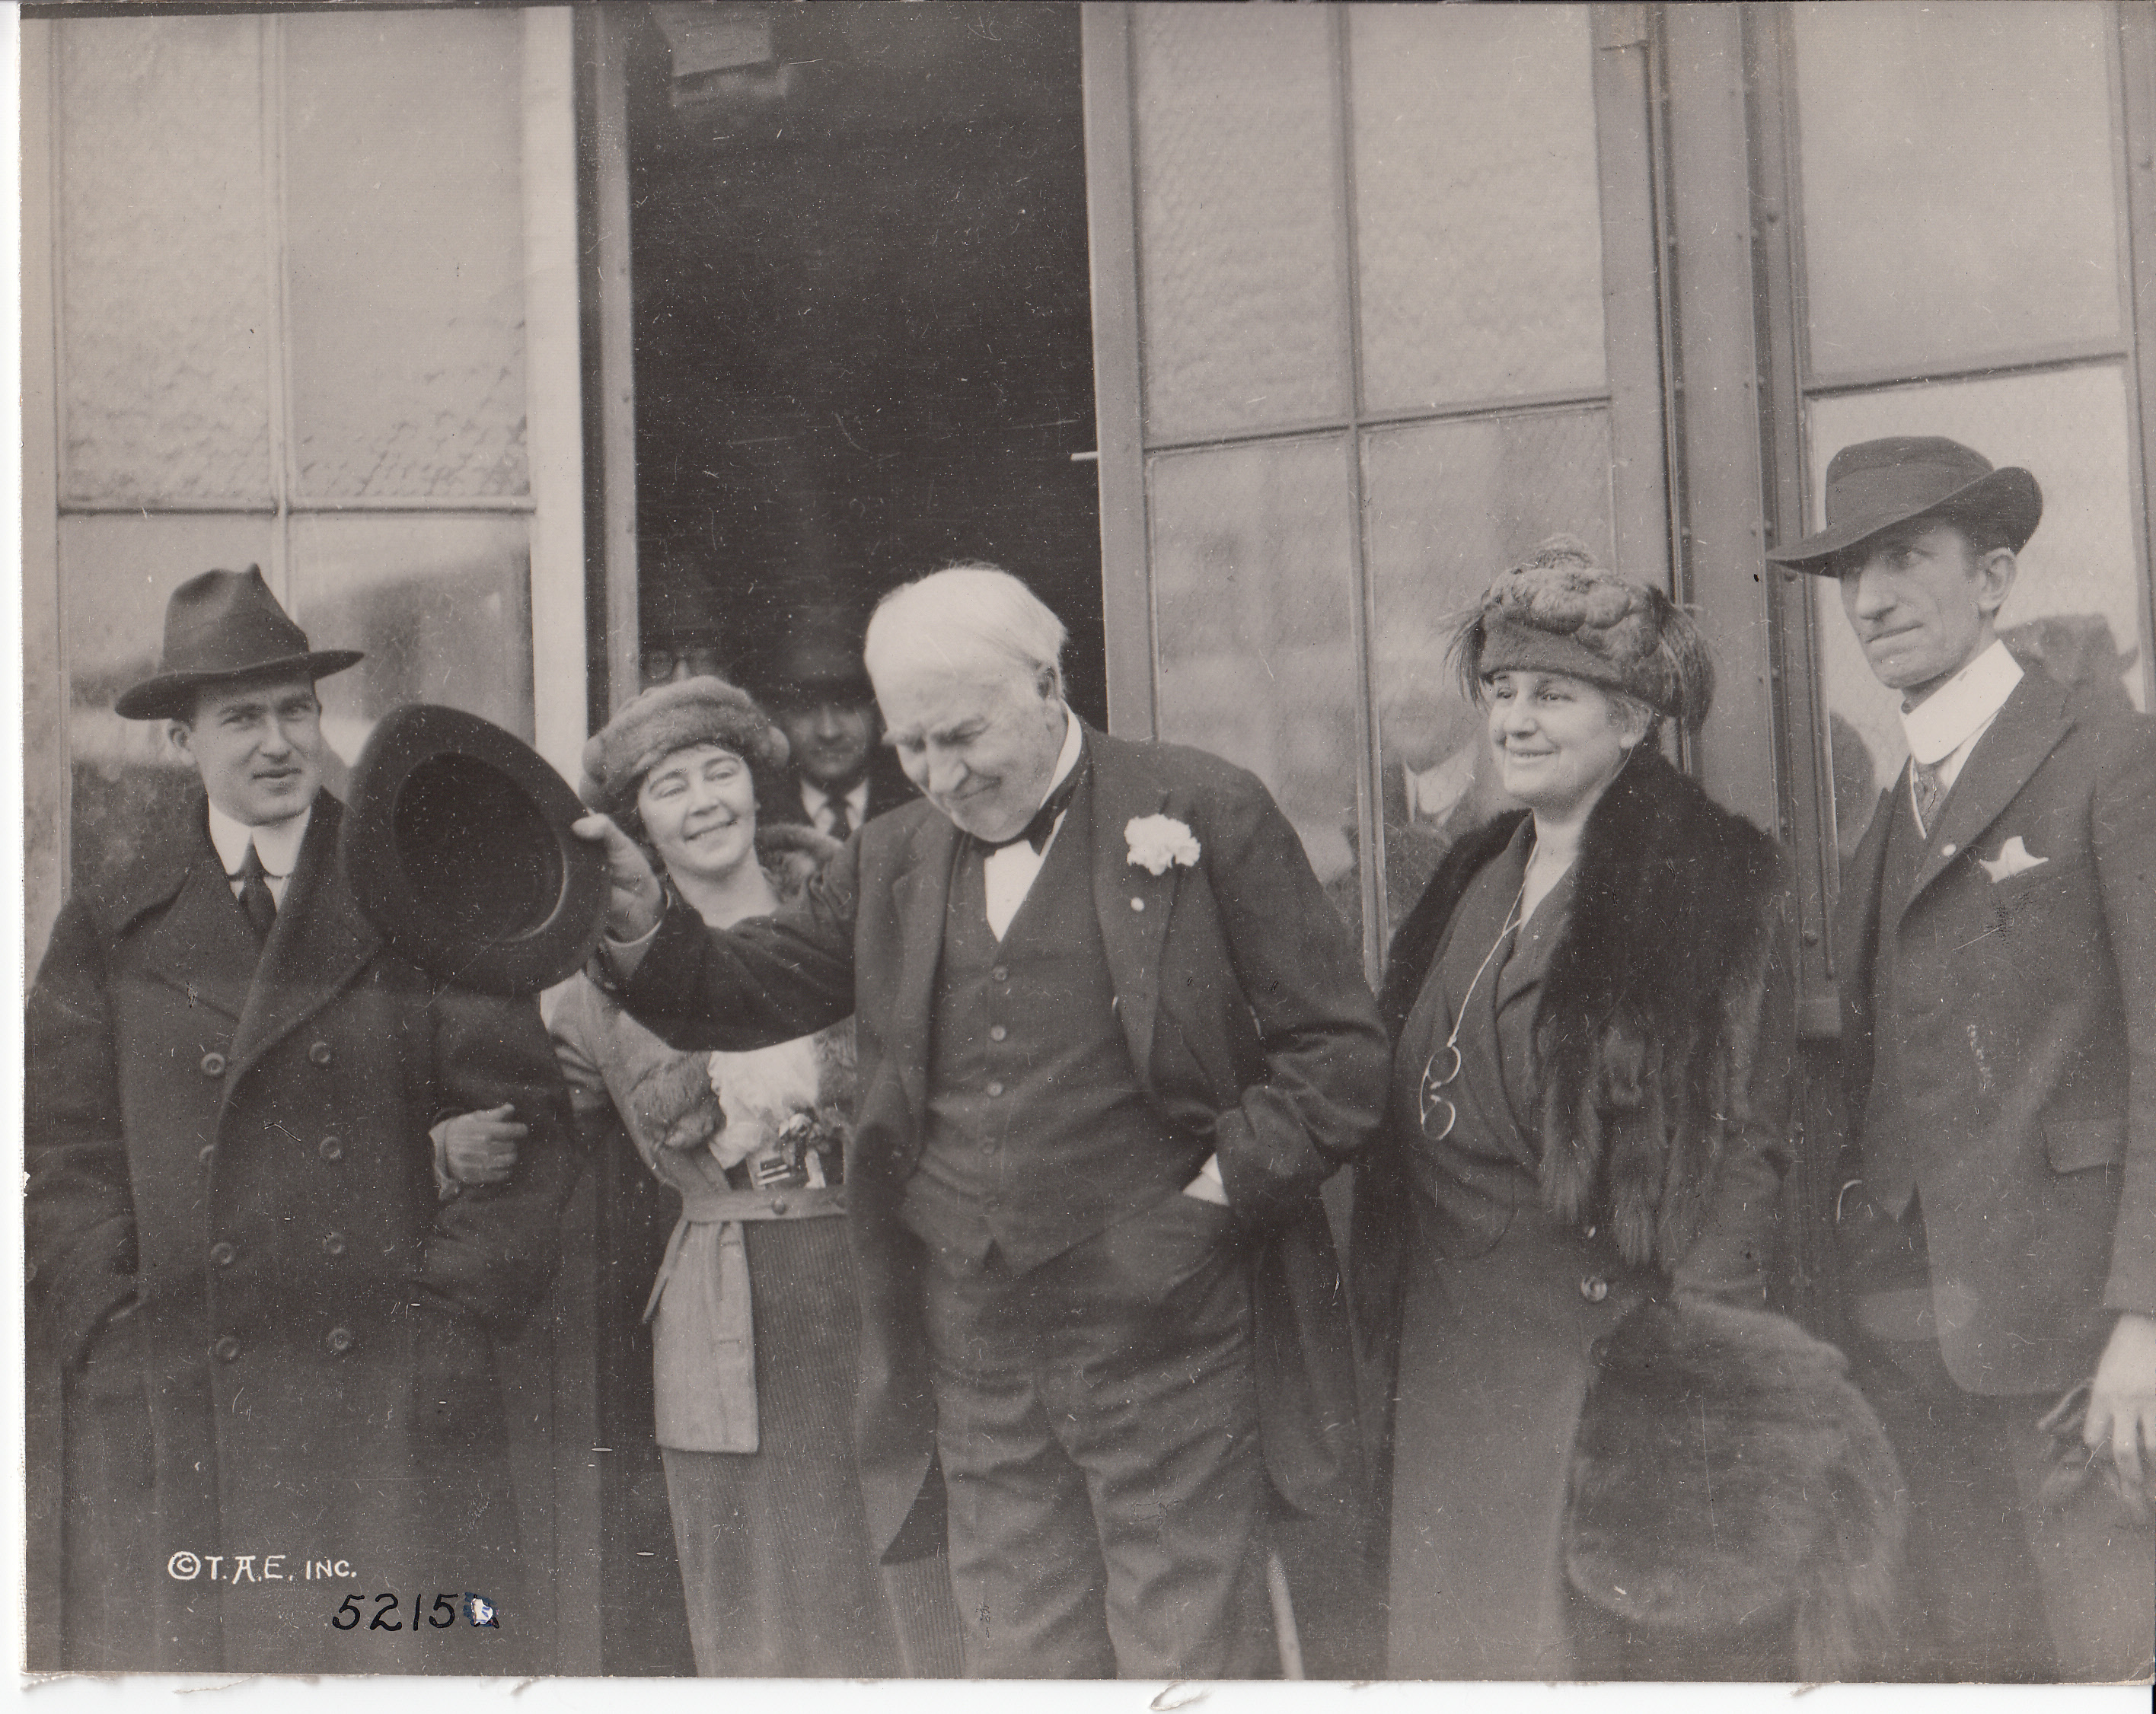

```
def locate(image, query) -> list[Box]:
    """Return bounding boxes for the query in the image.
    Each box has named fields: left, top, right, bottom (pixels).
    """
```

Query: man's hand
left=572, top=813, right=665, bottom=941
left=2086, top=1310, right=2156, bottom=1511
left=432, top=1103, right=528, bottom=1187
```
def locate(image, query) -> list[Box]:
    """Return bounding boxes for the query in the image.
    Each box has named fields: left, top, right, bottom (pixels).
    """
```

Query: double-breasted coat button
left=1131, top=897, right=1146, bottom=912
left=318, top=1136, right=343, bottom=1161
left=325, top=1327, right=356, bottom=1355
left=321, top=1232, right=347, bottom=1257
left=1583, top=1224, right=1597, bottom=1240
left=209, top=1241, right=237, bottom=1268
left=308, top=1041, right=333, bottom=1066
left=990, top=966, right=1009, bottom=983
left=198, top=1145, right=216, bottom=1169
left=1579, top=1276, right=1610, bottom=1304
left=986, top=1081, right=1005, bottom=1098
left=1941, top=843, right=1957, bottom=859
left=212, top=1336, right=241, bottom=1363
left=989, top=1024, right=1007, bottom=1042
left=199, top=1052, right=226, bottom=1077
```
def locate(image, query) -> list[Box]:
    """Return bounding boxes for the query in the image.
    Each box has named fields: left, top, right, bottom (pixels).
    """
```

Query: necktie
left=980, top=763, right=1085, bottom=856
left=824, top=801, right=853, bottom=843
left=234, top=843, right=277, bottom=941
left=1912, top=759, right=1947, bottom=836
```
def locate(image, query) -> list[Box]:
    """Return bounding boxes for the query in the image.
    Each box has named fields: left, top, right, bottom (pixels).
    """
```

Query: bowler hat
left=763, top=627, right=873, bottom=704
left=1767, top=436, right=2041, bottom=572
left=340, top=704, right=606, bottom=996
left=115, top=565, right=364, bottom=720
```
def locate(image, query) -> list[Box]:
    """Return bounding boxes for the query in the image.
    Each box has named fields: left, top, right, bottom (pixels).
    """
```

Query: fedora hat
left=340, top=704, right=606, bottom=997
left=1767, top=436, right=2042, bottom=573
left=762, top=626, right=873, bottom=705
left=115, top=565, right=364, bottom=720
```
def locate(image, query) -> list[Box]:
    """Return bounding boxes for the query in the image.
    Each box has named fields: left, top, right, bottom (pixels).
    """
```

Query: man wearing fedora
left=24, top=567, right=581, bottom=1674
left=1770, top=439, right=2156, bottom=1678
left=576, top=565, right=1386, bottom=1679
left=757, top=622, right=917, bottom=840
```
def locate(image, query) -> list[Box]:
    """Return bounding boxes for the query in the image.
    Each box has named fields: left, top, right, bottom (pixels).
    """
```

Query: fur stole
left=1379, top=747, right=1782, bottom=1272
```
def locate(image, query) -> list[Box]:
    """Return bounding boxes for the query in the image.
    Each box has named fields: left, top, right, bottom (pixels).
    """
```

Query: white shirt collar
left=1899, top=641, right=2023, bottom=767
left=1038, top=706, right=1083, bottom=805
left=208, top=799, right=311, bottom=879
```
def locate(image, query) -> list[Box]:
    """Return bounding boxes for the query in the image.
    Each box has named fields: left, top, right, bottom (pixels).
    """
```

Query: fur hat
left=1454, top=537, right=1714, bottom=730
left=578, top=676, right=789, bottom=821
left=1564, top=1295, right=1907, bottom=1680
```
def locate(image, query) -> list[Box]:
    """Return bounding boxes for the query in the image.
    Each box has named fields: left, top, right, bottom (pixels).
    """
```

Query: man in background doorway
left=758, top=623, right=915, bottom=839
left=1771, top=435, right=2156, bottom=1681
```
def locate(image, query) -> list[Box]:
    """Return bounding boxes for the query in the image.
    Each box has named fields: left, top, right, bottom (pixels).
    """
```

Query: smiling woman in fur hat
left=1351, top=540, right=1810, bottom=1677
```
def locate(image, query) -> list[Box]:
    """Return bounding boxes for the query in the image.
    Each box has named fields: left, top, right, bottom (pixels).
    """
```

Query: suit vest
left=900, top=771, right=1197, bottom=1270
left=1860, top=777, right=1937, bottom=1215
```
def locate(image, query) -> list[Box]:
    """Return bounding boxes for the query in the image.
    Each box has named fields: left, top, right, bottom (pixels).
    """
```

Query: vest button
left=321, top=1231, right=347, bottom=1257
left=987, top=1082, right=1004, bottom=1098
left=325, top=1326, right=356, bottom=1356
left=318, top=1136, right=343, bottom=1162
left=988, top=1024, right=1007, bottom=1043
left=212, top=1336, right=241, bottom=1363
left=209, top=1241, right=237, bottom=1268
left=1583, top=1224, right=1598, bottom=1240
left=199, top=1051, right=227, bottom=1077
left=991, top=966, right=1009, bottom=983
left=1580, top=1276, right=1610, bottom=1304
left=1131, top=897, right=1146, bottom=912
left=308, top=1041, right=333, bottom=1066
left=198, top=1144, right=216, bottom=1170
left=1941, top=843, right=1957, bottom=858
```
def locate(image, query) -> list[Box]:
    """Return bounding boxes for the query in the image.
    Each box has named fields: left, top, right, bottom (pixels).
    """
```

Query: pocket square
left=1978, top=835, right=2049, bottom=882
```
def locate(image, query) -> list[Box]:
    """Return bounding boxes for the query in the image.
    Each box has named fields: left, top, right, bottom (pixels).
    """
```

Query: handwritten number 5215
left=330, top=1593, right=458, bottom=1631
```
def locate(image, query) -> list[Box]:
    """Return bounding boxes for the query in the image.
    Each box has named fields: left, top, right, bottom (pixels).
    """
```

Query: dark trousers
left=1841, top=1198, right=2156, bottom=1681
left=921, top=1191, right=1272, bottom=1679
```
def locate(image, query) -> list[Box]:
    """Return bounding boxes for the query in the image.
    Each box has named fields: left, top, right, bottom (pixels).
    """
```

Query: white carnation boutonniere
left=1125, top=814, right=1201, bottom=876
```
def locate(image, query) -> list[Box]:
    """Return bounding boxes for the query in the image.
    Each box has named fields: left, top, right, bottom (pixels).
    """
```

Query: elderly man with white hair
left=577, top=564, right=1388, bottom=1678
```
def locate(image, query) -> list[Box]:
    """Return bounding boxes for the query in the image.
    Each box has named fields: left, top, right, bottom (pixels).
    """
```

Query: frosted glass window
left=284, top=11, right=528, bottom=499
left=57, top=18, right=274, bottom=505
left=1793, top=2, right=2123, bottom=378
left=1150, top=438, right=1362, bottom=943
left=1806, top=365, right=2148, bottom=862
left=1351, top=6, right=1606, bottom=412
left=1363, top=409, right=1615, bottom=922
left=1132, top=5, right=1348, bottom=442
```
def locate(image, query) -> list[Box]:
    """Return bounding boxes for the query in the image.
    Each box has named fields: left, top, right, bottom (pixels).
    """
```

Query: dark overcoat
left=615, top=727, right=1391, bottom=1639
left=1835, top=667, right=2156, bottom=1393
left=25, top=790, right=582, bottom=1673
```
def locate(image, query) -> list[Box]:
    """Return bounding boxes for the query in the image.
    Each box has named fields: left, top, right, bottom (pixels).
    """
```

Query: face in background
left=1832, top=518, right=2016, bottom=702
left=169, top=674, right=327, bottom=827
left=636, top=743, right=760, bottom=887
left=872, top=648, right=1067, bottom=843
left=774, top=694, right=877, bottom=793
left=1484, top=669, right=1647, bottom=820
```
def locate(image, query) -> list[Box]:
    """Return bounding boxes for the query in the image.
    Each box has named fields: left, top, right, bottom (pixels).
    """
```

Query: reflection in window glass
left=1793, top=2, right=2121, bottom=378
left=1150, top=438, right=1362, bottom=947
left=1132, top=5, right=1348, bottom=443
left=1351, top=5, right=1606, bottom=413
left=1363, top=409, right=1614, bottom=925
left=1806, top=364, right=2148, bottom=862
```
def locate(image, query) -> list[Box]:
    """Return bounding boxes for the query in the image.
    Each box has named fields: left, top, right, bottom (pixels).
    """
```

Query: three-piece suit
left=25, top=790, right=582, bottom=1674
left=1835, top=665, right=2156, bottom=1677
left=615, top=724, right=1389, bottom=1677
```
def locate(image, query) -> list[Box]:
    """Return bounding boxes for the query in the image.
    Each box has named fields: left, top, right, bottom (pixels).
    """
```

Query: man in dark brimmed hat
left=1772, top=439, right=2156, bottom=1678
left=756, top=623, right=917, bottom=840
left=24, top=567, right=580, bottom=1674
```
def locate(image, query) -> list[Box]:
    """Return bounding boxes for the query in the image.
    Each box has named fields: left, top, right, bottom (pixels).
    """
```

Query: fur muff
left=1563, top=1295, right=1907, bottom=1680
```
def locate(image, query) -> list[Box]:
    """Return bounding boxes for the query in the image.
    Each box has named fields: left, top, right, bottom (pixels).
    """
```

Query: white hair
left=864, top=563, right=1067, bottom=696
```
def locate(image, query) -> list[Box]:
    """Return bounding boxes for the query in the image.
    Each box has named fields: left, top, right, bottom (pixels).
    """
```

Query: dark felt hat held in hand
left=114, top=565, right=365, bottom=721
left=1767, top=436, right=2042, bottom=572
left=340, top=704, right=607, bottom=996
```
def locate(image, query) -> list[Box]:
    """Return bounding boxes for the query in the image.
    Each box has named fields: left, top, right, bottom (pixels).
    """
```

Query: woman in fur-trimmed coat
left=1350, top=541, right=1798, bottom=1679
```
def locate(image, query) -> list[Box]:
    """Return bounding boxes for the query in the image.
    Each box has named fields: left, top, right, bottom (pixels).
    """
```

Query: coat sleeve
left=24, top=897, right=140, bottom=1368
left=2094, top=717, right=2156, bottom=1317
left=1198, top=776, right=1392, bottom=1228
left=419, top=986, right=585, bottom=1338
left=617, top=836, right=861, bottom=1053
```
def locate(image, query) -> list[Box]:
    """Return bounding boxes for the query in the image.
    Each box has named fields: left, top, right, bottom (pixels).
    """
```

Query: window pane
left=57, top=18, right=273, bottom=505
left=1363, top=409, right=1615, bottom=925
left=1351, top=6, right=1606, bottom=413
left=284, top=11, right=528, bottom=499
left=59, top=515, right=279, bottom=890
left=288, top=515, right=536, bottom=756
left=1793, top=2, right=2122, bottom=378
left=1132, top=5, right=1348, bottom=442
left=1806, top=365, right=2148, bottom=863
left=1149, top=438, right=1362, bottom=945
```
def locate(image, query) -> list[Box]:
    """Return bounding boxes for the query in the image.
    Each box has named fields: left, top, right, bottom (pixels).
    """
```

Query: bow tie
left=978, top=765, right=1084, bottom=856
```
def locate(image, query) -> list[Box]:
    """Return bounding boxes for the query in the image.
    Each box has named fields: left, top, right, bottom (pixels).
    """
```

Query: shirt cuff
left=601, top=916, right=664, bottom=981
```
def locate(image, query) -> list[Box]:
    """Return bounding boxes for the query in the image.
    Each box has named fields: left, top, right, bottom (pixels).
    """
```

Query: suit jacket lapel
left=228, top=795, right=380, bottom=1090
left=135, top=813, right=258, bottom=1024
left=1905, top=673, right=2074, bottom=911
left=886, top=810, right=960, bottom=1130
left=1087, top=731, right=1178, bottom=1083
